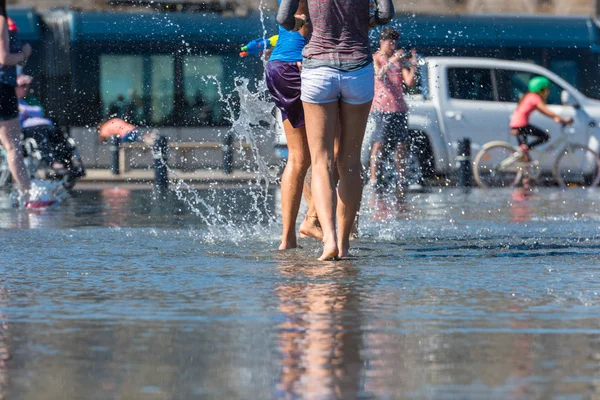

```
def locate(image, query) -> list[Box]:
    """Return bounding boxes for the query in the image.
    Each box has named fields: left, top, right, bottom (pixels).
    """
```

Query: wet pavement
left=0, top=186, right=599, bottom=399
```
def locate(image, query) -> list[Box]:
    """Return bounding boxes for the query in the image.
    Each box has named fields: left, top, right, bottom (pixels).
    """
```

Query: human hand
left=409, top=48, right=418, bottom=65
left=21, top=43, right=32, bottom=60
left=390, top=49, right=404, bottom=62
left=294, top=14, right=307, bottom=31
left=295, top=14, right=311, bottom=37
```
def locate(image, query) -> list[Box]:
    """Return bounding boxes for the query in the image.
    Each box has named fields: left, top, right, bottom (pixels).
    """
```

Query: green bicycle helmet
left=528, top=76, right=551, bottom=93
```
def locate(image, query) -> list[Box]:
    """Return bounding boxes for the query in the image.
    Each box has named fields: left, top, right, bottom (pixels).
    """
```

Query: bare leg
left=337, top=101, right=372, bottom=258
left=0, top=118, right=31, bottom=197
left=303, top=101, right=339, bottom=260
left=279, top=119, right=311, bottom=250
left=395, top=142, right=408, bottom=200
left=299, top=168, right=323, bottom=241
left=369, top=141, right=382, bottom=182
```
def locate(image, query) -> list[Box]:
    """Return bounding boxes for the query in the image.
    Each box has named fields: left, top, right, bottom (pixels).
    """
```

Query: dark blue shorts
left=265, top=60, right=305, bottom=129
left=371, top=112, right=409, bottom=145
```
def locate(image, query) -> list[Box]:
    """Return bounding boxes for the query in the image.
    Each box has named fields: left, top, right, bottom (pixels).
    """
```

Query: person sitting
left=98, top=117, right=157, bottom=146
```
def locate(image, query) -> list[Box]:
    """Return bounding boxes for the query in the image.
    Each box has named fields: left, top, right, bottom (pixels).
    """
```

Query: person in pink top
left=369, top=27, right=416, bottom=194
left=510, top=76, right=572, bottom=161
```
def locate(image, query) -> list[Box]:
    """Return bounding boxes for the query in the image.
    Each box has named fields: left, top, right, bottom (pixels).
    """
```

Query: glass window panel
left=448, top=68, right=494, bottom=101
left=498, top=69, right=565, bottom=105
left=100, top=55, right=143, bottom=121
left=183, top=55, right=224, bottom=126
left=100, top=55, right=174, bottom=125
left=151, top=56, right=175, bottom=125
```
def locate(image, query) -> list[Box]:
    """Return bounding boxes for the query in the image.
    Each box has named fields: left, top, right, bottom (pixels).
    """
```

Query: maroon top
left=277, top=0, right=394, bottom=71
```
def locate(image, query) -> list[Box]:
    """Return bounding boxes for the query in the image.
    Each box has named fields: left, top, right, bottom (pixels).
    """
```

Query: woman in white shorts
left=278, top=0, right=394, bottom=260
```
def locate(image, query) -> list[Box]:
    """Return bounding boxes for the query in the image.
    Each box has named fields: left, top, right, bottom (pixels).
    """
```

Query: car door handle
left=445, top=111, right=463, bottom=121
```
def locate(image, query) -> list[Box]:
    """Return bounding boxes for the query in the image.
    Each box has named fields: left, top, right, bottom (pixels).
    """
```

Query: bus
left=8, top=9, right=600, bottom=145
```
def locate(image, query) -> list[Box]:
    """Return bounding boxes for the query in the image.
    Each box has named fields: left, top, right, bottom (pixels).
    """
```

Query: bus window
left=549, top=60, right=578, bottom=89
left=151, top=56, right=175, bottom=125
left=100, top=55, right=143, bottom=122
left=100, top=55, right=174, bottom=125
left=183, top=55, right=225, bottom=126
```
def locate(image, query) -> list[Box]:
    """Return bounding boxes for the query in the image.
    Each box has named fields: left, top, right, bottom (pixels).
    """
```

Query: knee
left=542, top=133, right=550, bottom=143
left=286, top=153, right=311, bottom=173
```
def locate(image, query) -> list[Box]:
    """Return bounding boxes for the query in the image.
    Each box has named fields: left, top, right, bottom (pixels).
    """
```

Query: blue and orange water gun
left=239, top=35, right=278, bottom=57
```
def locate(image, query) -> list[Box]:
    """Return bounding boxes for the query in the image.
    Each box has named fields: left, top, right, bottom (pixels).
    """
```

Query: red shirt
left=510, top=93, right=542, bottom=128
left=371, top=52, right=408, bottom=114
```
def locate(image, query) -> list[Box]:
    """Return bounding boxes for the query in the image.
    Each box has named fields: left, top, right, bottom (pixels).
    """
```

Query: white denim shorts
left=301, top=64, right=375, bottom=105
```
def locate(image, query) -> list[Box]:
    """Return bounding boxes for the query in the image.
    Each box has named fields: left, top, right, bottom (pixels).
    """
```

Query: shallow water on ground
left=0, top=187, right=600, bottom=399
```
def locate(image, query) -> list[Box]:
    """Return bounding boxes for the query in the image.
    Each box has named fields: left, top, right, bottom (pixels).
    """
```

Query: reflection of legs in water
left=0, top=287, right=10, bottom=399
left=280, top=119, right=311, bottom=250
left=275, top=261, right=361, bottom=399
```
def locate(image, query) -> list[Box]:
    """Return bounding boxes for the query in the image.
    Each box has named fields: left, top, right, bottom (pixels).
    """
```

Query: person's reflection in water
left=0, top=287, right=10, bottom=399
left=510, top=188, right=539, bottom=223
left=275, top=257, right=363, bottom=399
left=100, top=188, right=133, bottom=228
left=369, top=190, right=410, bottom=223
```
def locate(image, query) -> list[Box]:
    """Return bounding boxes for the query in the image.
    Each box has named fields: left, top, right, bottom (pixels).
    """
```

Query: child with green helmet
left=510, top=76, right=572, bottom=159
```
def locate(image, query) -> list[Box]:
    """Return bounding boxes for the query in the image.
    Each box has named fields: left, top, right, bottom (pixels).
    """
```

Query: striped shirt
left=277, top=0, right=394, bottom=71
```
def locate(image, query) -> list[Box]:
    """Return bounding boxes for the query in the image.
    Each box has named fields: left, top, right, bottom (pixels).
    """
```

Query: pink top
left=371, top=52, right=408, bottom=114
left=510, top=93, right=542, bottom=128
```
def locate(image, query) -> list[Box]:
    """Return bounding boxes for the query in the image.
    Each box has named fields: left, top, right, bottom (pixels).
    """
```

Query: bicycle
left=473, top=124, right=600, bottom=188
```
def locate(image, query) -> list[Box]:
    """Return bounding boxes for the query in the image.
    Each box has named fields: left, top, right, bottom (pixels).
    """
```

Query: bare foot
left=299, top=216, right=323, bottom=241
left=278, top=239, right=298, bottom=250
left=338, top=242, right=350, bottom=259
left=318, top=242, right=339, bottom=261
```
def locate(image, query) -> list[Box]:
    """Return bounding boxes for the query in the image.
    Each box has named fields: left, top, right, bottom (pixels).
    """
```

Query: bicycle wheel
left=473, top=141, right=523, bottom=188
left=553, top=144, right=600, bottom=188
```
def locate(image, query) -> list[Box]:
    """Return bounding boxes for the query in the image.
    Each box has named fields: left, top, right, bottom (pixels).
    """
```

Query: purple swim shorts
left=265, top=60, right=305, bottom=129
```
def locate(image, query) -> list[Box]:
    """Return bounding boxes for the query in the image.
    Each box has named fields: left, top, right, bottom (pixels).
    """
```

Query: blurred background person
left=369, top=27, right=417, bottom=197
left=0, top=3, right=34, bottom=203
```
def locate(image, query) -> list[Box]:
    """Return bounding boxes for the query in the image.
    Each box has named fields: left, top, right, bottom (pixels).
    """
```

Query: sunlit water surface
left=0, top=187, right=600, bottom=399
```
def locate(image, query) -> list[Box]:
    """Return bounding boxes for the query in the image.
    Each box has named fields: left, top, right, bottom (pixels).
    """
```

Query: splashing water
left=151, top=75, right=280, bottom=244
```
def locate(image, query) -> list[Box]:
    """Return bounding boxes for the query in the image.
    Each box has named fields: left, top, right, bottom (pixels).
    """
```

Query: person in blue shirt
left=265, top=0, right=321, bottom=250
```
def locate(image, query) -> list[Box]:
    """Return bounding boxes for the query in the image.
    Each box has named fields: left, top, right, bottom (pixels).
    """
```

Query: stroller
left=0, top=124, right=86, bottom=190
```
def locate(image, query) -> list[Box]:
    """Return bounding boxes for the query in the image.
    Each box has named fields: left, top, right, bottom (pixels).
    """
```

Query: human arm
left=277, top=0, right=303, bottom=31
left=296, top=0, right=311, bottom=37
left=369, top=0, right=395, bottom=28
left=535, top=101, right=572, bottom=125
left=375, top=50, right=405, bottom=81
left=401, top=49, right=417, bottom=88
left=0, top=18, right=31, bottom=66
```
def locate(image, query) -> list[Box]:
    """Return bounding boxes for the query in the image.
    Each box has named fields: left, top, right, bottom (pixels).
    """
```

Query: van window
left=496, top=69, right=564, bottom=105
left=447, top=68, right=494, bottom=101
